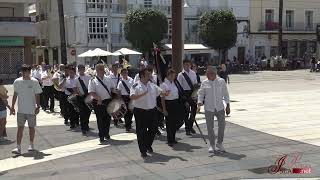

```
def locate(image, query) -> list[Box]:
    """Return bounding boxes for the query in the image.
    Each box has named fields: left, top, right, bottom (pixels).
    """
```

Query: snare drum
left=67, top=94, right=80, bottom=112
left=84, top=95, right=96, bottom=110
left=106, top=99, right=127, bottom=119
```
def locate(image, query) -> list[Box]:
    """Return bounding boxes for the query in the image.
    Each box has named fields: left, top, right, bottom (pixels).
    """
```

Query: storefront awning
left=162, top=44, right=216, bottom=55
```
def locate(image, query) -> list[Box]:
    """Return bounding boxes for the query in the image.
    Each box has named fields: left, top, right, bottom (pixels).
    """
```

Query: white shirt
left=177, top=69, right=198, bottom=91
left=13, top=77, right=43, bottom=115
left=117, top=77, right=134, bottom=96
left=76, top=74, right=91, bottom=96
left=31, top=69, right=42, bottom=81
left=64, top=76, right=78, bottom=95
left=41, top=71, right=53, bottom=86
left=88, top=75, right=115, bottom=100
left=108, top=72, right=120, bottom=88
left=197, top=78, right=230, bottom=112
left=134, top=73, right=157, bottom=84
left=160, top=78, right=179, bottom=100
left=130, top=81, right=163, bottom=110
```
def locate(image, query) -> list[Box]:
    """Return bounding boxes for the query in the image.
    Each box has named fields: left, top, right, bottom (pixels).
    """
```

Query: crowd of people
left=0, top=59, right=230, bottom=159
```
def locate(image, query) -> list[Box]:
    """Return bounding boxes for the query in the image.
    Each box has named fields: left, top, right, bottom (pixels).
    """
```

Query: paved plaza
left=1, top=70, right=320, bottom=180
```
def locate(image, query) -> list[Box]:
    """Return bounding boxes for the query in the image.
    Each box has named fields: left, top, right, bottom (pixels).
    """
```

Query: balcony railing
left=0, top=17, right=31, bottom=22
left=86, top=3, right=171, bottom=15
left=259, top=22, right=317, bottom=32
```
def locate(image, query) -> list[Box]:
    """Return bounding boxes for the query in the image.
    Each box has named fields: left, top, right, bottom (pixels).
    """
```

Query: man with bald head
left=197, top=66, right=230, bottom=154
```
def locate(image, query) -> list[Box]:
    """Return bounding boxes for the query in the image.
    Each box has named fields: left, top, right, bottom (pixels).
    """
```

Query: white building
left=35, top=0, right=250, bottom=66
left=0, top=0, right=36, bottom=80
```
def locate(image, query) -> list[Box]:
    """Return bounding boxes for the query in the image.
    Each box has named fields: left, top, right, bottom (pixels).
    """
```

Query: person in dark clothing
left=310, top=57, right=316, bottom=72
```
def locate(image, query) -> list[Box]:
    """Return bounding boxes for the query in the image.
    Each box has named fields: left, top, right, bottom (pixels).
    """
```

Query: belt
left=134, top=107, right=156, bottom=112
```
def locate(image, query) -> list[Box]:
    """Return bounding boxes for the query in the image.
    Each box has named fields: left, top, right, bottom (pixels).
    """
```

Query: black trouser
left=165, top=99, right=180, bottom=143
left=184, top=90, right=197, bottom=131
left=56, top=91, right=65, bottom=114
left=156, top=96, right=165, bottom=129
left=122, top=95, right=133, bottom=130
left=78, top=96, right=91, bottom=131
left=133, top=108, right=157, bottom=154
left=94, top=99, right=112, bottom=140
left=64, top=94, right=79, bottom=126
left=43, top=85, right=55, bottom=110
left=60, top=93, right=68, bottom=122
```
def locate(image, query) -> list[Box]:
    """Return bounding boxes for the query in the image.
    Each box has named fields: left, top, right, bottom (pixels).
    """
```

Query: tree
left=124, top=9, right=168, bottom=54
left=199, top=10, right=237, bottom=64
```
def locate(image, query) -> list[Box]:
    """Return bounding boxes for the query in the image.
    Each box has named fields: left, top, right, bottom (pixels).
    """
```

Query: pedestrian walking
left=197, top=66, right=230, bottom=153
left=0, top=80, right=11, bottom=141
left=310, top=57, right=316, bottom=72
left=10, top=64, right=42, bottom=154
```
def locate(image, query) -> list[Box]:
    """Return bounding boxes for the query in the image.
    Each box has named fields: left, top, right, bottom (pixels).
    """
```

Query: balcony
left=258, top=22, right=317, bottom=32
left=86, top=3, right=171, bottom=15
left=0, top=17, right=36, bottom=37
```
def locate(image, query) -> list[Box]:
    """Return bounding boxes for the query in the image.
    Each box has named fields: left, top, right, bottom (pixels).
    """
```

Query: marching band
left=25, top=56, right=230, bottom=158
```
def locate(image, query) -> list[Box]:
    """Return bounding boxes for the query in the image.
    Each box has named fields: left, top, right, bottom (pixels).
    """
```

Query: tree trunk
left=57, top=0, right=67, bottom=65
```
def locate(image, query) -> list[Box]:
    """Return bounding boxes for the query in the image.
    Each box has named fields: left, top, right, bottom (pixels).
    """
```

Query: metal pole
left=107, top=0, right=112, bottom=52
left=278, top=0, right=283, bottom=56
left=172, top=0, right=183, bottom=72
left=57, top=0, right=67, bottom=64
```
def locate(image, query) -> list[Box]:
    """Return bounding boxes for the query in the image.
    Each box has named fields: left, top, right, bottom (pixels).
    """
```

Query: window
left=305, top=11, right=313, bottom=30
left=255, top=46, right=265, bottom=59
left=168, top=19, right=172, bottom=40
left=144, top=0, right=152, bottom=8
left=86, top=0, right=112, bottom=12
left=286, top=10, right=294, bottom=30
left=265, top=9, right=274, bottom=23
left=88, top=17, right=108, bottom=39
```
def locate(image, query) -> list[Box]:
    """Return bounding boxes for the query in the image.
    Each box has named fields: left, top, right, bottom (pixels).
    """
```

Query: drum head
left=107, top=99, right=126, bottom=114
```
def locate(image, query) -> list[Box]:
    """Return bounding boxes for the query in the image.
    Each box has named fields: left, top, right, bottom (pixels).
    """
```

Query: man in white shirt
left=130, top=68, right=168, bottom=158
left=88, top=64, right=116, bottom=143
left=52, top=64, right=66, bottom=116
left=41, top=66, right=55, bottom=112
left=117, top=68, right=134, bottom=132
left=11, top=65, right=42, bottom=154
left=197, top=66, right=230, bottom=153
left=177, top=59, right=198, bottom=135
left=75, top=64, right=92, bottom=135
left=60, top=66, right=79, bottom=129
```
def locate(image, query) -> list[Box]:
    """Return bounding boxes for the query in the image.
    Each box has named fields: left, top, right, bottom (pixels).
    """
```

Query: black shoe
left=141, top=153, right=148, bottom=158
left=64, top=121, right=69, bottom=126
left=70, top=125, right=76, bottom=129
left=168, top=142, right=174, bottom=147
left=105, top=135, right=110, bottom=140
left=126, top=128, right=131, bottom=133
left=186, top=131, right=192, bottom=136
left=190, top=128, right=196, bottom=134
left=99, top=139, right=107, bottom=144
left=50, top=109, right=55, bottom=113
left=82, top=131, right=87, bottom=136
left=173, top=140, right=178, bottom=144
left=147, top=146, right=153, bottom=153
left=119, top=119, right=124, bottom=123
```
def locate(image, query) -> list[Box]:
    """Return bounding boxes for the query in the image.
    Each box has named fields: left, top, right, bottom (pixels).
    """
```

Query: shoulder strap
left=96, top=76, right=111, bottom=97
left=174, top=79, right=184, bottom=96
left=121, top=80, right=130, bottom=95
left=182, top=72, right=194, bottom=90
left=78, top=77, right=88, bottom=96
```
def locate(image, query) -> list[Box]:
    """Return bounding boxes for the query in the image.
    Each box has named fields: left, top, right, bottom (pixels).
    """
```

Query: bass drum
left=106, top=99, right=127, bottom=119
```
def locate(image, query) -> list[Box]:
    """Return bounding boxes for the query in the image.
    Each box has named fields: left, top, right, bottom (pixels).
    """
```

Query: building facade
left=249, top=0, right=320, bottom=64
left=0, top=0, right=36, bottom=80
left=35, top=0, right=251, bottom=65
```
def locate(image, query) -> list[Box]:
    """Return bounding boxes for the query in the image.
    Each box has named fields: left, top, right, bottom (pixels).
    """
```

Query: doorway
left=238, top=47, right=245, bottom=64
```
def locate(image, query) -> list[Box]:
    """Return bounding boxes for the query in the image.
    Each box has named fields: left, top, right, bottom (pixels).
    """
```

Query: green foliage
left=124, top=9, right=168, bottom=53
left=199, top=10, right=237, bottom=50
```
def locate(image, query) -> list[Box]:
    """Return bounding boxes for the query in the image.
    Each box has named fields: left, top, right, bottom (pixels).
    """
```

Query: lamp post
left=172, top=0, right=183, bottom=72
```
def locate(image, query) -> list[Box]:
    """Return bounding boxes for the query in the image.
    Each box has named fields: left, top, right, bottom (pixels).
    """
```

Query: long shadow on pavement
left=171, top=142, right=202, bottom=152
left=144, top=152, right=188, bottom=164
left=12, top=150, right=52, bottom=160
